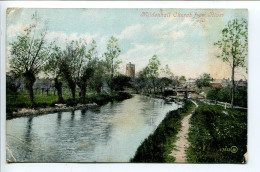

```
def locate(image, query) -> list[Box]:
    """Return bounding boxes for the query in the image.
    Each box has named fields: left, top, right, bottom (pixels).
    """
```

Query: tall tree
left=103, top=36, right=121, bottom=90
left=44, top=45, right=64, bottom=103
left=157, top=77, right=172, bottom=94
left=196, top=73, right=212, bottom=88
left=134, top=67, right=151, bottom=93
left=147, top=54, right=161, bottom=93
left=9, top=12, right=51, bottom=104
left=76, top=40, right=96, bottom=100
left=59, top=40, right=94, bottom=101
left=214, top=18, right=248, bottom=108
left=88, top=57, right=106, bottom=93
left=59, top=41, right=78, bottom=100
left=161, top=64, right=174, bottom=79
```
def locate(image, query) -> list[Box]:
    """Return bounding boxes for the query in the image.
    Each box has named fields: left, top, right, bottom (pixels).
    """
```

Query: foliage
left=187, top=101, right=247, bottom=163
left=207, top=87, right=247, bottom=108
left=179, top=76, right=186, bottom=81
left=196, top=73, right=212, bottom=88
left=103, top=36, right=122, bottom=83
left=133, top=58, right=175, bottom=95
left=110, top=75, right=131, bottom=92
left=131, top=100, right=194, bottom=162
left=59, top=39, right=95, bottom=100
left=147, top=54, right=161, bottom=92
left=160, top=64, right=174, bottom=79
left=147, top=54, right=161, bottom=79
left=214, top=18, right=248, bottom=108
left=88, top=57, right=106, bottom=93
left=157, top=77, right=172, bottom=94
left=214, top=19, right=248, bottom=69
left=9, top=12, right=52, bottom=104
left=44, top=45, right=65, bottom=102
left=133, top=67, right=152, bottom=93
left=6, top=73, right=20, bottom=95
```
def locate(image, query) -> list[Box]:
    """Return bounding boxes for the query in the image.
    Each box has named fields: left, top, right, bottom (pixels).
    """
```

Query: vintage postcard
left=6, top=8, right=247, bottom=163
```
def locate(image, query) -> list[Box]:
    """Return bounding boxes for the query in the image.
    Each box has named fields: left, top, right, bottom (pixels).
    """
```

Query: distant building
left=210, top=78, right=247, bottom=88
left=235, top=80, right=247, bottom=87
left=184, top=79, right=196, bottom=85
left=210, top=83, right=223, bottom=88
left=126, top=62, right=135, bottom=78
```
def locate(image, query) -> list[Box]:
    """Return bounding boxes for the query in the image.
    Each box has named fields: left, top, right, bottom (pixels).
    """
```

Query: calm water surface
left=6, top=95, right=178, bottom=162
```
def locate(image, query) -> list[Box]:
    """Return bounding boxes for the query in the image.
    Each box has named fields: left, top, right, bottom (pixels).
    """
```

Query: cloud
left=170, top=30, right=185, bottom=39
left=155, top=17, right=208, bottom=40
left=180, top=18, right=194, bottom=27
left=151, top=17, right=176, bottom=32
left=115, top=24, right=143, bottom=40
left=179, top=17, right=209, bottom=35
left=159, top=30, right=185, bottom=40
left=45, top=31, right=100, bottom=46
left=158, top=30, right=186, bottom=40
left=7, top=22, right=29, bottom=38
left=118, top=42, right=165, bottom=74
left=96, top=36, right=110, bottom=53
left=81, top=9, right=104, bottom=21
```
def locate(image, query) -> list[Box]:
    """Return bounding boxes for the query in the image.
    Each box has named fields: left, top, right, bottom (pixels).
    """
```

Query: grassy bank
left=130, top=99, right=195, bottom=162
left=206, top=87, right=247, bottom=108
left=186, top=101, right=247, bottom=163
left=7, top=90, right=132, bottom=116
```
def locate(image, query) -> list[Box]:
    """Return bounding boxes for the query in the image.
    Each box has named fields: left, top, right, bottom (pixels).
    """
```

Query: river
left=6, top=94, right=178, bottom=162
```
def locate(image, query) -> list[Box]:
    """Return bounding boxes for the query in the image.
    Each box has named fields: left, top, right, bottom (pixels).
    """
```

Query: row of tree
left=8, top=12, right=248, bottom=109
left=8, top=12, right=123, bottom=104
left=133, top=56, right=176, bottom=94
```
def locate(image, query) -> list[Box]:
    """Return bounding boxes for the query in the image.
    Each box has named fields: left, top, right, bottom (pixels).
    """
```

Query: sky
left=6, top=8, right=248, bottom=80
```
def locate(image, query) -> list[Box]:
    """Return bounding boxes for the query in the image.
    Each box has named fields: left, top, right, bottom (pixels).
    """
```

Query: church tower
left=126, top=62, right=135, bottom=78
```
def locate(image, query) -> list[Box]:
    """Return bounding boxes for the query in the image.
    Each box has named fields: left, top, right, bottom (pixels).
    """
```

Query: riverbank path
left=170, top=100, right=198, bottom=163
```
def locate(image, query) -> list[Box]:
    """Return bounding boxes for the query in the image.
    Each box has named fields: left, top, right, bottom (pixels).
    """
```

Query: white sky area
left=6, top=8, right=248, bottom=80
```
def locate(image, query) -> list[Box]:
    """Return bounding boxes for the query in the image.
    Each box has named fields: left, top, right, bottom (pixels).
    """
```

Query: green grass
left=186, top=101, right=247, bottom=163
left=6, top=88, right=132, bottom=115
left=130, top=99, right=195, bottom=162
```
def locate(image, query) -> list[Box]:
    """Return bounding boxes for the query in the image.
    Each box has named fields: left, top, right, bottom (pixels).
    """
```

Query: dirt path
left=170, top=100, right=198, bottom=163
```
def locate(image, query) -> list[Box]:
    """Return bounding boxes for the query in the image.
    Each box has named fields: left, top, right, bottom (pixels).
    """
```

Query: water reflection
left=70, top=111, right=75, bottom=127
left=57, top=112, right=62, bottom=126
left=6, top=95, right=178, bottom=162
left=25, top=116, right=33, bottom=144
left=80, top=109, right=87, bottom=120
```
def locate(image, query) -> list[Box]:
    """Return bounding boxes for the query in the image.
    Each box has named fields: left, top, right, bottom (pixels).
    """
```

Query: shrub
left=187, top=102, right=247, bottom=163
left=207, top=87, right=247, bottom=108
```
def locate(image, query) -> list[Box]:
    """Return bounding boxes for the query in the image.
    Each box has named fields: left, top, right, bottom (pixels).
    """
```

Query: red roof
left=211, top=83, right=222, bottom=88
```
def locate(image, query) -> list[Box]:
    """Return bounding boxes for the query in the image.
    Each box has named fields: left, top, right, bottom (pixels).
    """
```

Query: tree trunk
left=153, top=81, right=156, bottom=94
left=96, top=83, right=102, bottom=93
left=77, top=68, right=93, bottom=101
left=70, top=86, right=76, bottom=100
left=231, top=63, right=235, bottom=109
left=59, top=61, right=76, bottom=100
left=54, top=77, right=64, bottom=103
left=80, top=86, right=86, bottom=101
left=57, top=87, right=63, bottom=103
left=24, top=70, right=36, bottom=104
left=28, top=84, right=34, bottom=104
